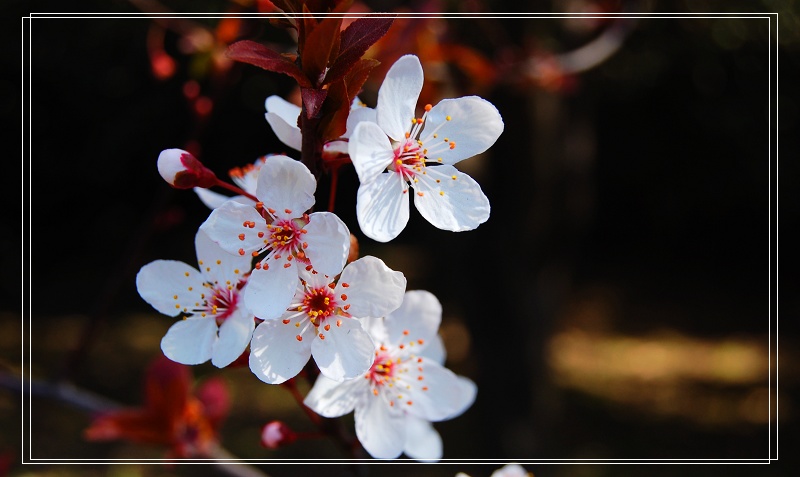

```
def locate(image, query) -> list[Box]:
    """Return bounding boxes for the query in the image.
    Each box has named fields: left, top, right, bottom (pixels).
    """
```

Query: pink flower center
left=389, top=139, right=426, bottom=180
left=200, top=283, right=240, bottom=325
left=368, top=353, right=396, bottom=387
left=301, top=286, right=338, bottom=324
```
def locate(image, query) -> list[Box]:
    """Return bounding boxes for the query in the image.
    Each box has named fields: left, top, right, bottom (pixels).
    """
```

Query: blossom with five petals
left=249, top=256, right=406, bottom=384
left=348, top=54, right=504, bottom=242
left=136, top=229, right=255, bottom=368
left=304, top=290, right=476, bottom=460
left=200, top=155, right=351, bottom=320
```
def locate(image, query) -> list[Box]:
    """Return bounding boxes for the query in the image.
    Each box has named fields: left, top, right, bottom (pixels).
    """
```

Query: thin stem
left=280, top=378, right=322, bottom=426
left=213, top=177, right=259, bottom=202
left=328, top=167, right=339, bottom=212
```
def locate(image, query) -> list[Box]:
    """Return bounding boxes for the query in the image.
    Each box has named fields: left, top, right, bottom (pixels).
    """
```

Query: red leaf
left=301, top=12, right=342, bottom=85
left=226, top=40, right=311, bottom=87
left=344, top=58, right=379, bottom=104
left=318, top=79, right=351, bottom=142
left=301, top=87, right=329, bottom=119
left=325, top=16, right=394, bottom=85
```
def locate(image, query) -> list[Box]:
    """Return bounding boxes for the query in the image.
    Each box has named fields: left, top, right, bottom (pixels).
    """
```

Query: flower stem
left=213, top=178, right=259, bottom=202
left=328, top=167, right=339, bottom=212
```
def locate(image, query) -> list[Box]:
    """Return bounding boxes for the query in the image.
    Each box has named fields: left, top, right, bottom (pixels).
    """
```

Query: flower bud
left=260, top=421, right=297, bottom=449
left=157, top=148, right=218, bottom=189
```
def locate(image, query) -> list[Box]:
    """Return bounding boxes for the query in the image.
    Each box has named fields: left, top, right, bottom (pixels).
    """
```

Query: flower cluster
left=135, top=52, right=502, bottom=460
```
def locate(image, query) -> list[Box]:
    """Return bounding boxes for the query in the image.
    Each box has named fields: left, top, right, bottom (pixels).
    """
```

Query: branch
left=1, top=371, right=272, bottom=477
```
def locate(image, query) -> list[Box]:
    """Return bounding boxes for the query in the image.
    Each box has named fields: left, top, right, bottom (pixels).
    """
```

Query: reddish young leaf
left=301, top=87, right=329, bottom=119
left=270, top=0, right=298, bottom=13
left=226, top=40, right=311, bottom=87
left=318, top=79, right=351, bottom=142
left=301, top=12, right=342, bottom=85
left=344, top=58, right=379, bottom=104
left=325, top=17, right=394, bottom=85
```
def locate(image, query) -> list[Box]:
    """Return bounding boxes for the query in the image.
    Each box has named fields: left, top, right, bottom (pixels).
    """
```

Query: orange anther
left=402, top=330, right=409, bottom=335
left=319, top=333, right=325, bottom=340
left=340, top=294, right=348, bottom=300
left=336, top=319, right=342, bottom=327
left=283, top=263, right=291, bottom=268
left=424, top=104, right=432, bottom=112
left=258, top=232, right=264, bottom=238
left=282, top=319, right=291, bottom=324
left=267, top=208, right=276, bottom=214
left=296, top=335, right=303, bottom=341
left=238, top=233, right=245, bottom=241
left=417, top=339, right=424, bottom=345
left=417, top=192, right=424, bottom=197
left=418, top=376, right=424, bottom=381
left=238, top=249, right=245, bottom=256
left=342, top=283, right=349, bottom=288
left=343, top=304, right=350, bottom=311
left=284, top=208, right=292, bottom=214
left=422, top=386, right=428, bottom=391
left=449, top=142, right=456, bottom=149
left=324, top=324, right=330, bottom=331
left=255, top=201, right=263, bottom=209
left=373, top=389, right=379, bottom=396
left=251, top=251, right=259, bottom=257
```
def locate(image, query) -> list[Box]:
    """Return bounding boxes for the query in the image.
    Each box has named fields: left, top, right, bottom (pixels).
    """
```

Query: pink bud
left=157, top=148, right=218, bottom=189
left=260, top=421, right=297, bottom=449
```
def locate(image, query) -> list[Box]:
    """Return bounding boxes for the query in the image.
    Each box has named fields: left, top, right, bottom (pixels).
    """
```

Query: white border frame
left=20, top=11, right=780, bottom=466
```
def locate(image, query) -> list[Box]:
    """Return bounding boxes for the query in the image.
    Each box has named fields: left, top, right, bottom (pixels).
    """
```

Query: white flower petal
left=304, top=374, right=364, bottom=418
left=194, top=229, right=252, bottom=285
left=384, top=290, right=442, bottom=346
left=303, top=212, right=350, bottom=277
left=355, top=393, right=406, bottom=459
left=405, top=359, right=474, bottom=422
left=249, top=318, right=313, bottom=384
left=312, top=317, right=374, bottom=381
left=359, top=317, right=390, bottom=346
left=418, top=335, right=446, bottom=365
left=338, top=256, right=406, bottom=319
left=422, top=96, right=503, bottom=165
left=265, top=112, right=302, bottom=151
left=243, top=261, right=298, bottom=320
left=255, top=155, right=316, bottom=220
left=193, top=187, right=246, bottom=210
left=491, top=464, right=530, bottom=477
left=160, top=317, right=217, bottom=365
left=413, top=165, right=490, bottom=232
left=265, top=95, right=302, bottom=124
left=448, top=376, right=478, bottom=420
left=264, top=96, right=302, bottom=151
left=349, top=122, right=395, bottom=184
left=377, top=54, right=424, bottom=141
left=200, top=200, right=267, bottom=256
left=403, top=417, right=442, bottom=462
left=211, top=309, right=255, bottom=368
left=343, top=105, right=377, bottom=139
left=136, top=260, right=205, bottom=316
left=356, top=173, right=410, bottom=243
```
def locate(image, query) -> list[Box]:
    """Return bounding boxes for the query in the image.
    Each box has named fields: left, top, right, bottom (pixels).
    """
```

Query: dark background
left=5, top=0, right=798, bottom=476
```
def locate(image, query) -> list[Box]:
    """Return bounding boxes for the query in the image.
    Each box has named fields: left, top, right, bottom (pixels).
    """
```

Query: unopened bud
left=157, top=148, right=218, bottom=189
left=260, top=421, right=297, bottom=449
